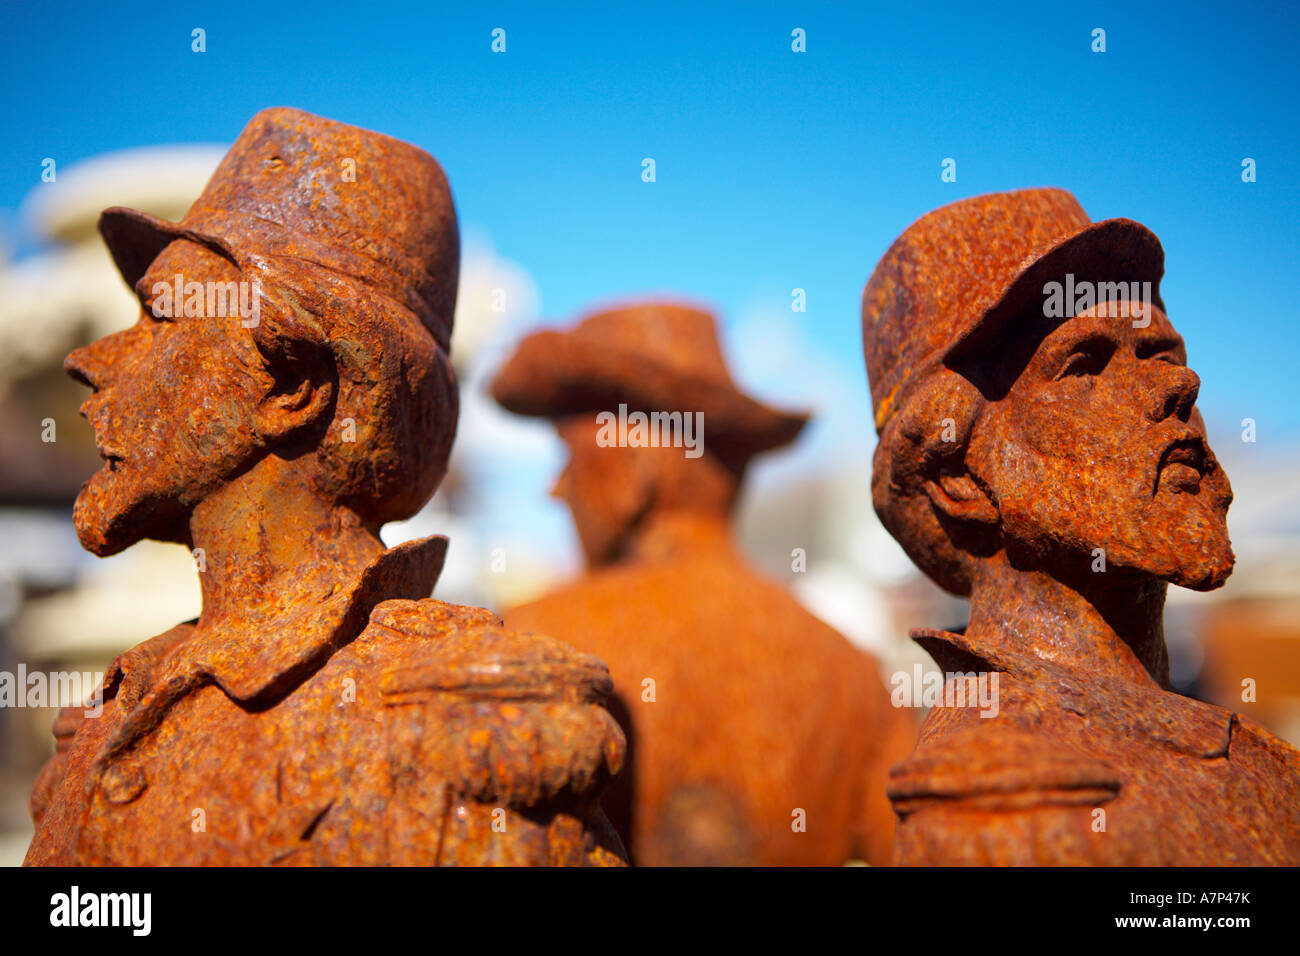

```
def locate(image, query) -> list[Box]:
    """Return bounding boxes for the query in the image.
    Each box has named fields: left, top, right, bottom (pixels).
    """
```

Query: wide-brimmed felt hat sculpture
left=491, top=302, right=809, bottom=463
left=862, top=187, right=1166, bottom=433
left=97, top=106, right=458, bottom=353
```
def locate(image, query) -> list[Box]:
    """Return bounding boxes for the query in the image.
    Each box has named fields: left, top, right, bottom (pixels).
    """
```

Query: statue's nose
left=1145, top=365, right=1200, bottom=423
left=65, top=325, right=139, bottom=392
left=64, top=344, right=103, bottom=391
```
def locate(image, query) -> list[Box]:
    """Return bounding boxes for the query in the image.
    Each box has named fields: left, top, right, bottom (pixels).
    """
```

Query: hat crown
left=575, top=303, right=734, bottom=386
left=862, top=188, right=1164, bottom=432
left=490, top=299, right=809, bottom=458
left=175, top=107, right=458, bottom=347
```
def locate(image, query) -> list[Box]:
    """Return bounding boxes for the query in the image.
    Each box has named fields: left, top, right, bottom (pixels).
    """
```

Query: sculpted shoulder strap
left=889, top=720, right=1121, bottom=817
left=366, top=604, right=626, bottom=865
left=379, top=622, right=624, bottom=806
left=888, top=720, right=1124, bottom=866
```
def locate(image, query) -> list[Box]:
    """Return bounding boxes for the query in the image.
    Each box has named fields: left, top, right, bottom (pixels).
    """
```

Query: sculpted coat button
left=99, top=760, right=147, bottom=804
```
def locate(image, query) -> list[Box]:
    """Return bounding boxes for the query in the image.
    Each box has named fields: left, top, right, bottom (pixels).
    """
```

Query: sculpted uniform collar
left=911, top=624, right=1234, bottom=761
left=187, top=534, right=448, bottom=701
left=94, top=535, right=448, bottom=773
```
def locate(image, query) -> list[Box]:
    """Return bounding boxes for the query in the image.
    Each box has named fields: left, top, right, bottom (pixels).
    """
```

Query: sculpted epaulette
left=889, top=720, right=1121, bottom=817
left=888, top=717, right=1122, bottom=865
left=364, top=600, right=627, bottom=866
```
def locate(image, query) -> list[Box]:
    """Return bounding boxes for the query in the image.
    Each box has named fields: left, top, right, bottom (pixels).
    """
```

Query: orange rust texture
left=864, top=189, right=1300, bottom=865
left=494, top=303, right=916, bottom=865
left=24, top=108, right=626, bottom=866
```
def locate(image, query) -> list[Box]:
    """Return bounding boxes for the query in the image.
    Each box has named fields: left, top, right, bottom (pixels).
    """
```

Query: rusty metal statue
left=863, top=188, right=1300, bottom=864
left=492, top=302, right=916, bottom=865
left=24, top=108, right=626, bottom=866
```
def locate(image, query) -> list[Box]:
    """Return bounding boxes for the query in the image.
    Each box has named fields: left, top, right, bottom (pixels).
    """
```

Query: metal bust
left=24, top=108, right=626, bottom=866
left=492, top=302, right=915, bottom=865
left=864, top=188, right=1300, bottom=865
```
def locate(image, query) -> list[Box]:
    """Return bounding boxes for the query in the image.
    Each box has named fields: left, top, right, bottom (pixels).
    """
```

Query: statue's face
left=65, top=240, right=269, bottom=556
left=966, top=302, right=1234, bottom=591
left=552, top=415, right=649, bottom=567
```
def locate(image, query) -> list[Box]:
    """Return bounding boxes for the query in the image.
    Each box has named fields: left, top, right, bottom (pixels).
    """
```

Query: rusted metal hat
left=491, top=301, right=808, bottom=457
left=862, top=188, right=1166, bottom=433
left=97, top=107, right=458, bottom=351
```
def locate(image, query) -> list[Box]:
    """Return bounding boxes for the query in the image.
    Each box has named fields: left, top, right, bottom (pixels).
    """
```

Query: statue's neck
left=965, top=552, right=1170, bottom=687
left=187, top=455, right=384, bottom=637
left=621, top=509, right=734, bottom=565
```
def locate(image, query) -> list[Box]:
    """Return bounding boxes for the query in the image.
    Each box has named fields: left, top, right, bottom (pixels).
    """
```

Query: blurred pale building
left=0, top=145, right=225, bottom=864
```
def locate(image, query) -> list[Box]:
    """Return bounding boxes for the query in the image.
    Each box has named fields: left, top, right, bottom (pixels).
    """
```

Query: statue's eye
left=1055, top=340, right=1113, bottom=379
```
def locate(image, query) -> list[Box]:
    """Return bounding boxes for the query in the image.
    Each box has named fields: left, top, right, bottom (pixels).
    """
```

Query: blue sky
left=4, top=0, right=1299, bottom=447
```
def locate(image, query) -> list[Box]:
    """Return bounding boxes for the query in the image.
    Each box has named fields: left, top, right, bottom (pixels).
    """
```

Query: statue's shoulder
left=887, top=709, right=1122, bottom=864
left=889, top=704, right=1121, bottom=815
left=892, top=627, right=1123, bottom=808
left=353, top=598, right=625, bottom=809
left=362, top=597, right=613, bottom=702
left=356, top=597, right=502, bottom=651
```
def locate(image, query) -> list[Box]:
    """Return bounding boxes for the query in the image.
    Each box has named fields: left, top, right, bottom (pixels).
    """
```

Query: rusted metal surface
left=24, top=108, right=626, bottom=866
left=863, top=188, right=1300, bottom=864
left=493, top=302, right=917, bottom=865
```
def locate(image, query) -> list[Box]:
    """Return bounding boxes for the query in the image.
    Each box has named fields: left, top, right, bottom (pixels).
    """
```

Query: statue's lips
left=81, top=401, right=122, bottom=471
left=1156, top=435, right=1207, bottom=494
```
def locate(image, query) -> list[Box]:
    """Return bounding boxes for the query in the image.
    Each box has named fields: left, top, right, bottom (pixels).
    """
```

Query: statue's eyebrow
left=1034, top=317, right=1115, bottom=362
left=1134, top=331, right=1186, bottom=361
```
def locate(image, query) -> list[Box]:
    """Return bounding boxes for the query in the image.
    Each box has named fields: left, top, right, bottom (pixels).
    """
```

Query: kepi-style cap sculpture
left=493, top=302, right=916, bottom=866
left=863, top=188, right=1300, bottom=864
left=24, top=108, right=626, bottom=866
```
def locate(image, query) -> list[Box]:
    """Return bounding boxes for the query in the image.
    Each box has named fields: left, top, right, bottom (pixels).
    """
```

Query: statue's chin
left=72, top=500, right=133, bottom=557
left=72, top=478, right=160, bottom=558
left=1181, top=565, right=1234, bottom=593
left=72, top=460, right=200, bottom=556
left=1166, top=544, right=1235, bottom=592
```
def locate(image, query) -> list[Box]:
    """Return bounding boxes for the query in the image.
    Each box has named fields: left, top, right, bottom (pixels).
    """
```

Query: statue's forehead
left=961, top=305, right=1184, bottom=399
left=1015, top=305, right=1182, bottom=355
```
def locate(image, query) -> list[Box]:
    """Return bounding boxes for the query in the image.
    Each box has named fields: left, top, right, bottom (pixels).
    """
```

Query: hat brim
left=492, top=330, right=809, bottom=456
left=99, top=206, right=238, bottom=290
left=946, top=216, right=1166, bottom=363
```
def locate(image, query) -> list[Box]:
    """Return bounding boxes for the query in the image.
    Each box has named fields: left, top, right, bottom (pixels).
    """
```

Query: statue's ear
left=253, top=358, right=335, bottom=444
left=922, top=472, right=998, bottom=526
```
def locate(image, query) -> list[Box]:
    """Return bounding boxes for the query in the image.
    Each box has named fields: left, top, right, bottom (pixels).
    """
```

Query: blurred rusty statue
left=492, top=302, right=916, bottom=865
left=24, top=108, right=626, bottom=866
left=864, top=188, right=1300, bottom=864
